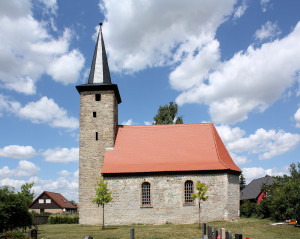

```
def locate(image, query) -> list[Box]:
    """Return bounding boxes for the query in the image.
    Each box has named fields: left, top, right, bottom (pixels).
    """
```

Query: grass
left=37, top=218, right=300, bottom=239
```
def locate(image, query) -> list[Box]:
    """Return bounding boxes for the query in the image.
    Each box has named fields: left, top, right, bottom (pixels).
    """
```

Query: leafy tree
left=255, top=163, right=300, bottom=222
left=191, top=181, right=208, bottom=228
left=69, top=200, right=77, bottom=207
left=19, top=182, right=35, bottom=206
left=0, top=185, right=33, bottom=231
left=92, top=177, right=113, bottom=230
left=153, top=102, right=183, bottom=125
left=239, top=173, right=246, bottom=191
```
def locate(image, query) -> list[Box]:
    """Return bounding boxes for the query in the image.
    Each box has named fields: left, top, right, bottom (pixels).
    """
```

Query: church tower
left=76, top=23, right=121, bottom=225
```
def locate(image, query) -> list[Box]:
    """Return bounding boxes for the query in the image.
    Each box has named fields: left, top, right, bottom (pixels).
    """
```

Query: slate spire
left=88, top=22, right=111, bottom=84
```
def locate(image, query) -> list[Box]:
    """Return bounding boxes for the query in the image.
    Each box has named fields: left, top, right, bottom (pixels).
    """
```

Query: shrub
left=3, top=230, right=25, bottom=239
left=49, top=215, right=79, bottom=224
left=240, top=200, right=258, bottom=217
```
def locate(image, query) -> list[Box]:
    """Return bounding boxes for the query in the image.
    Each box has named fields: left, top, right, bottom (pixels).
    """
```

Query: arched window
left=141, top=182, right=151, bottom=206
left=184, top=180, right=194, bottom=204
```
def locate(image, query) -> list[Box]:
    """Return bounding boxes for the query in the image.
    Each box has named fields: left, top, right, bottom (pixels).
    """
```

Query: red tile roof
left=29, top=191, right=76, bottom=209
left=101, top=123, right=242, bottom=174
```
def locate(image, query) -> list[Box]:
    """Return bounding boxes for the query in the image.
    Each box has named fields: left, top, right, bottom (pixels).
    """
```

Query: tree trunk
left=198, top=201, right=201, bottom=228
left=102, top=204, right=105, bottom=230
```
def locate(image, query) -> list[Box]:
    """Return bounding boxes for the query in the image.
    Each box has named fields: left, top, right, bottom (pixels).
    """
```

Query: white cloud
left=261, top=0, right=270, bottom=12
left=175, top=22, right=300, bottom=124
left=0, top=145, right=36, bottom=159
left=0, top=170, right=79, bottom=201
left=43, top=147, right=79, bottom=163
left=228, top=128, right=300, bottom=160
left=230, top=153, right=248, bottom=165
left=18, top=96, right=79, bottom=130
left=122, top=119, right=134, bottom=125
left=101, top=0, right=236, bottom=73
left=233, top=0, right=247, bottom=19
left=38, top=0, right=58, bottom=15
left=0, top=160, right=40, bottom=179
left=46, top=49, right=85, bottom=85
left=0, top=0, right=85, bottom=94
left=144, top=121, right=153, bottom=125
left=294, top=107, right=300, bottom=128
left=255, top=21, right=281, bottom=42
left=0, top=94, right=21, bottom=117
left=242, top=166, right=286, bottom=183
left=216, top=125, right=246, bottom=144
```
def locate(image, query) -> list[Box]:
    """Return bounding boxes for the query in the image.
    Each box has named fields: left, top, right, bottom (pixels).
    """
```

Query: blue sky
left=1, top=0, right=300, bottom=201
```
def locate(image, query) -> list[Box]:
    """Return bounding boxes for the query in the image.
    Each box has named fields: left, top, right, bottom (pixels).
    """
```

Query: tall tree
left=0, top=184, right=34, bottom=231
left=191, top=181, right=208, bottom=228
left=239, top=173, right=246, bottom=191
left=18, top=182, right=35, bottom=206
left=153, top=102, right=183, bottom=125
left=93, top=177, right=113, bottom=230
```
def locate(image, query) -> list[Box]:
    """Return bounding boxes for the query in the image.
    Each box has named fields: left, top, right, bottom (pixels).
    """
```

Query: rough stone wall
left=103, top=172, right=240, bottom=225
left=78, top=90, right=117, bottom=225
left=225, top=174, right=240, bottom=220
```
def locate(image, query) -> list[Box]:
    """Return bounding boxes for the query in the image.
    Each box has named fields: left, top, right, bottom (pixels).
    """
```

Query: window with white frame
left=46, top=199, right=51, bottom=203
left=141, top=182, right=151, bottom=207
left=184, top=180, right=194, bottom=204
left=39, top=199, right=44, bottom=204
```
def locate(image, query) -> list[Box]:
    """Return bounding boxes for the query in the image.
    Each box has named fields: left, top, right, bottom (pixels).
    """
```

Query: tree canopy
left=0, top=183, right=34, bottom=231
left=241, top=163, right=300, bottom=223
left=153, top=102, right=183, bottom=125
left=239, top=173, right=246, bottom=191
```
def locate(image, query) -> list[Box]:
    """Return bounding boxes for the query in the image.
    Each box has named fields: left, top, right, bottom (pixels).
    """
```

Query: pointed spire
left=88, top=22, right=111, bottom=84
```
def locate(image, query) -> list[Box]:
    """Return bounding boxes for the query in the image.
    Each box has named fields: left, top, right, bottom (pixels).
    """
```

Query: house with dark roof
left=29, top=191, right=77, bottom=214
left=240, top=175, right=275, bottom=204
left=76, top=23, right=242, bottom=225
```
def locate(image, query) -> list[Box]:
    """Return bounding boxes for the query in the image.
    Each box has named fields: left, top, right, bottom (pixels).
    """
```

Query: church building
left=76, top=23, right=242, bottom=225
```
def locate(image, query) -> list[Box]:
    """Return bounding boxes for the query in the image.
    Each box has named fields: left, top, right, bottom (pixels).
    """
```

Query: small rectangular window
left=46, top=199, right=51, bottom=203
left=39, top=199, right=44, bottom=204
left=95, top=94, right=101, bottom=101
left=141, top=182, right=151, bottom=207
left=95, top=132, right=98, bottom=141
left=93, top=112, right=96, bottom=118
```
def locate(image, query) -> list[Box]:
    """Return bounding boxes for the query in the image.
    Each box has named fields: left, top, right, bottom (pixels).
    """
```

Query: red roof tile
left=29, top=191, right=76, bottom=209
left=101, top=123, right=241, bottom=174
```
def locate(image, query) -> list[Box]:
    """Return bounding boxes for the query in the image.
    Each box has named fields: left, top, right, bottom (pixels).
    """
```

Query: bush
left=240, top=200, right=258, bottom=217
left=49, top=215, right=79, bottom=224
left=2, top=230, right=25, bottom=239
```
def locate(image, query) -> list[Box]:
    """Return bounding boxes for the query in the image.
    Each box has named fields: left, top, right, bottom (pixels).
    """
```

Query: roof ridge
left=118, top=122, right=214, bottom=128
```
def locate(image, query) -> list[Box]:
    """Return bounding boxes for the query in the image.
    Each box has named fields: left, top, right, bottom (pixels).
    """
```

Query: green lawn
left=37, top=218, right=299, bottom=239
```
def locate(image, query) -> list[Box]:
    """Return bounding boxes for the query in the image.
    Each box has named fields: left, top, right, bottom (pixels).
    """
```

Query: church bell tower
left=76, top=23, right=121, bottom=225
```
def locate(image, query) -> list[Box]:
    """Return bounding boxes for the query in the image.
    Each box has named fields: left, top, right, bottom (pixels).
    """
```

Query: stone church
left=76, top=24, right=242, bottom=225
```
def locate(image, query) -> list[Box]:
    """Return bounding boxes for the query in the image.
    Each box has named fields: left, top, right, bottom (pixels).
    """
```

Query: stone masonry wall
left=79, top=90, right=117, bottom=225
left=103, top=172, right=240, bottom=225
left=225, top=173, right=240, bottom=220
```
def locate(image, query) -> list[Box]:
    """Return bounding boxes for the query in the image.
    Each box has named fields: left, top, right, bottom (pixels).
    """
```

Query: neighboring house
left=240, top=175, right=276, bottom=204
left=29, top=191, right=77, bottom=214
left=76, top=23, right=242, bottom=225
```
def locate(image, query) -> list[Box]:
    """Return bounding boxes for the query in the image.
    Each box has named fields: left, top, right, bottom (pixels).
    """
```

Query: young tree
left=191, top=181, right=208, bottom=228
left=239, top=173, right=246, bottom=191
left=92, top=177, right=113, bottom=229
left=153, top=102, right=183, bottom=125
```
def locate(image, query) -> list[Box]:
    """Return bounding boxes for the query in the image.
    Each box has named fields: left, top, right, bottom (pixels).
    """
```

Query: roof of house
left=240, top=175, right=276, bottom=200
left=101, top=123, right=242, bottom=174
left=29, top=191, right=76, bottom=209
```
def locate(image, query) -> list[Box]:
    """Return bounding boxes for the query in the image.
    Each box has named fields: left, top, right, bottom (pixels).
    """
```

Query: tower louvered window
left=184, top=180, right=194, bottom=204
left=141, top=182, right=151, bottom=206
